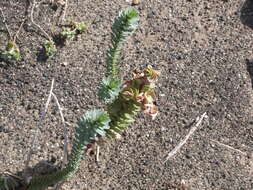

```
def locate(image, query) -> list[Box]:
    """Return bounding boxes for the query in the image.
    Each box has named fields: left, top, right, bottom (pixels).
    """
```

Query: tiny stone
left=132, top=0, right=140, bottom=5
left=61, top=62, right=68, bottom=66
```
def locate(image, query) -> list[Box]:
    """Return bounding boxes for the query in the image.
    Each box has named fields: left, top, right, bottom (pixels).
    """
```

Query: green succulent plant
left=27, top=110, right=110, bottom=190
left=43, top=40, right=57, bottom=59
left=72, top=21, right=87, bottom=33
left=0, top=8, right=160, bottom=190
left=98, top=77, right=122, bottom=103
left=60, top=21, right=87, bottom=40
left=0, top=41, right=21, bottom=61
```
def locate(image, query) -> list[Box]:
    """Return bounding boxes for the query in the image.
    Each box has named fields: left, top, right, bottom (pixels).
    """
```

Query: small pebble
left=61, top=62, right=68, bottom=66
left=132, top=0, right=140, bottom=5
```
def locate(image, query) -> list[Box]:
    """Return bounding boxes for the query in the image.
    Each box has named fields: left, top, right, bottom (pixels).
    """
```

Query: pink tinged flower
left=122, top=90, right=133, bottom=97
left=136, top=92, right=145, bottom=103
left=149, top=106, right=158, bottom=120
left=122, top=80, right=132, bottom=88
left=122, top=90, right=135, bottom=100
left=142, top=103, right=158, bottom=120
left=145, top=65, right=161, bottom=82
left=132, top=68, right=145, bottom=78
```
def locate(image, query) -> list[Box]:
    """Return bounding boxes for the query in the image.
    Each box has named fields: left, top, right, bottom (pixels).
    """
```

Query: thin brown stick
left=51, top=92, right=69, bottom=165
left=210, top=139, right=247, bottom=156
left=164, top=112, right=207, bottom=163
left=24, top=79, right=55, bottom=172
left=30, top=0, right=52, bottom=41
left=0, top=8, right=12, bottom=39
left=13, top=19, right=26, bottom=42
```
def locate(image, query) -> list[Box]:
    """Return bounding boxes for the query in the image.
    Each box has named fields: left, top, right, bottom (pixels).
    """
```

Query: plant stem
left=27, top=134, right=86, bottom=190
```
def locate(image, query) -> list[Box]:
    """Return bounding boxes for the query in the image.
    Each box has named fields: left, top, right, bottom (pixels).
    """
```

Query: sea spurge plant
left=27, top=110, right=110, bottom=190
left=0, top=8, right=160, bottom=190
left=106, top=65, right=160, bottom=138
left=99, top=8, right=139, bottom=103
left=0, top=41, right=21, bottom=61
left=123, top=65, right=160, bottom=119
left=31, top=8, right=145, bottom=189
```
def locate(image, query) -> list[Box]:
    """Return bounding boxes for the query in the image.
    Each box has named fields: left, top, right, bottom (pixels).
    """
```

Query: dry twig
left=96, top=145, right=100, bottom=162
left=30, top=0, right=52, bottom=41
left=210, top=139, right=247, bottom=156
left=24, top=79, right=55, bottom=172
left=50, top=93, right=69, bottom=190
left=0, top=8, right=12, bottom=39
left=61, top=0, right=68, bottom=22
left=13, top=19, right=26, bottom=42
left=164, top=112, right=207, bottom=163
left=51, top=92, right=69, bottom=165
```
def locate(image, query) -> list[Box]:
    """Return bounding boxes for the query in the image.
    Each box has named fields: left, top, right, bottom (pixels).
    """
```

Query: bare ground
left=0, top=0, right=253, bottom=189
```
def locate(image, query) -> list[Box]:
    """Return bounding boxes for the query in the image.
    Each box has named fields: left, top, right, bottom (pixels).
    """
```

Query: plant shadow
left=246, top=59, right=253, bottom=88
left=36, top=47, right=49, bottom=63
left=0, top=57, right=22, bottom=68
left=240, top=0, right=253, bottom=29
left=1, top=159, right=60, bottom=190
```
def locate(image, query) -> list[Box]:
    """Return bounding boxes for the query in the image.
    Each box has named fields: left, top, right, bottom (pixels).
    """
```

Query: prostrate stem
left=27, top=110, right=110, bottom=190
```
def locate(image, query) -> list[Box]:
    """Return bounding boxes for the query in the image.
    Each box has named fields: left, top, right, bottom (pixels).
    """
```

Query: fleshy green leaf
left=106, top=8, right=139, bottom=78
left=60, top=28, right=76, bottom=40
left=44, top=40, right=57, bottom=58
left=73, top=21, right=87, bottom=33
left=98, top=77, right=121, bottom=103
left=0, top=41, right=21, bottom=61
left=77, top=109, right=110, bottom=144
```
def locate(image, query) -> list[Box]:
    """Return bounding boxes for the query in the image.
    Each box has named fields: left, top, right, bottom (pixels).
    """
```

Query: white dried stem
left=51, top=92, right=69, bottom=190
left=164, top=112, right=207, bottom=163
left=210, top=139, right=247, bottom=156
left=0, top=8, right=12, bottom=39
left=51, top=92, right=69, bottom=165
left=30, top=0, right=52, bottom=41
left=24, top=79, right=55, bottom=172
left=96, top=145, right=100, bottom=162
left=13, top=19, right=26, bottom=42
left=62, top=0, right=68, bottom=22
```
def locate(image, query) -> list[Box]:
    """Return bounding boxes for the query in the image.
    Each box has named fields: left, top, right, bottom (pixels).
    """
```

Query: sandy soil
left=0, top=0, right=253, bottom=189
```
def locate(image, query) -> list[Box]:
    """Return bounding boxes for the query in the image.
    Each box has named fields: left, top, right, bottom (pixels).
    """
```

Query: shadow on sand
left=240, top=0, right=253, bottom=29
left=246, top=59, right=253, bottom=88
left=1, top=159, right=60, bottom=189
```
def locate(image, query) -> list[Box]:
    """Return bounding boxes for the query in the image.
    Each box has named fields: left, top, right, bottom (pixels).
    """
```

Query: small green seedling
left=60, top=27, right=76, bottom=40
left=0, top=41, right=21, bottom=61
left=43, top=40, right=57, bottom=59
left=0, top=8, right=24, bottom=62
left=60, top=21, right=87, bottom=41
left=29, top=1, right=58, bottom=60
left=73, top=21, right=87, bottom=33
